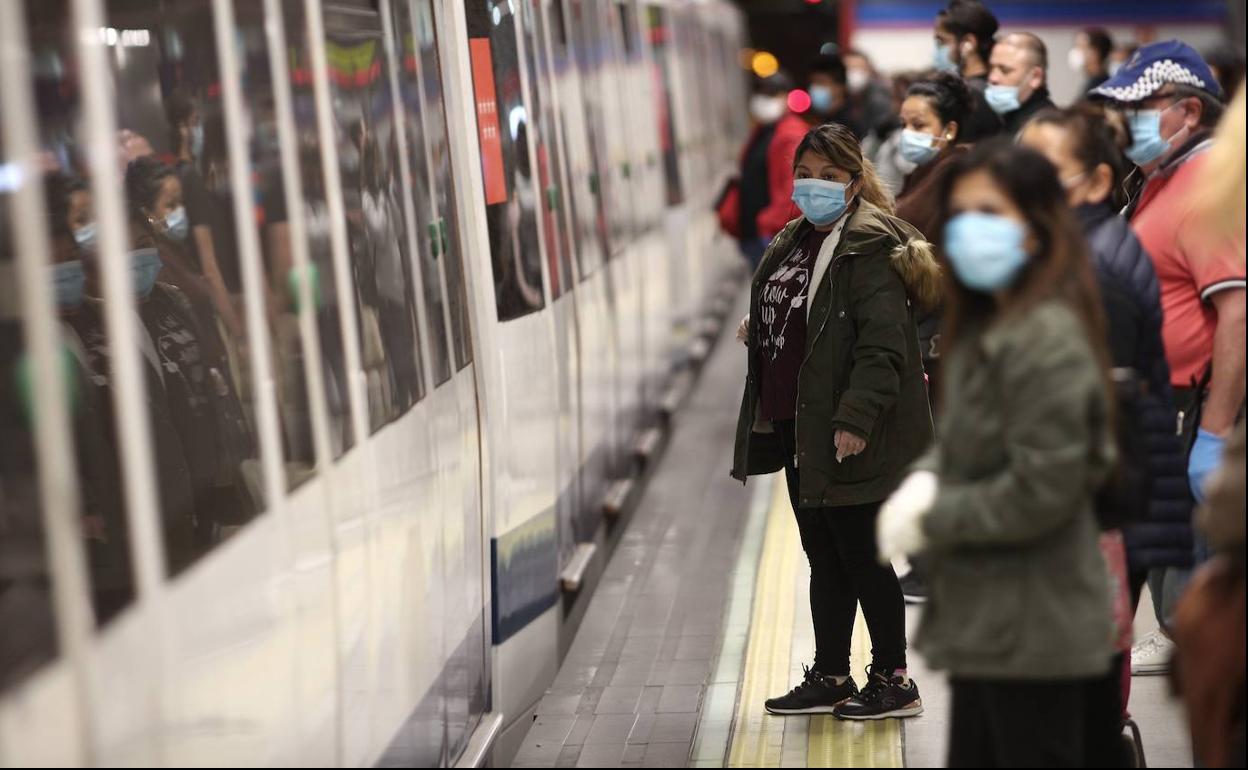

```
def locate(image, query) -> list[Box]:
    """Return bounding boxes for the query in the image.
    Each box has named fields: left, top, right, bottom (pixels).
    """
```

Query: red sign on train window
left=469, top=38, right=507, bottom=206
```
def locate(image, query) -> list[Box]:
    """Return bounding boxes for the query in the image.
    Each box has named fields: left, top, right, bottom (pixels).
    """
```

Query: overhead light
left=751, top=51, right=779, bottom=78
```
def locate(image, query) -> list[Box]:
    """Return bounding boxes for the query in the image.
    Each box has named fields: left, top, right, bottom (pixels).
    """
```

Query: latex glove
left=736, top=314, right=750, bottom=345
left=834, top=429, right=866, bottom=462
left=1188, top=428, right=1227, bottom=503
left=877, top=470, right=939, bottom=564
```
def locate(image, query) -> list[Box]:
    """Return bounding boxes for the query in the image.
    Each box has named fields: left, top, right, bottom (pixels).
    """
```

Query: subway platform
left=509, top=292, right=1193, bottom=768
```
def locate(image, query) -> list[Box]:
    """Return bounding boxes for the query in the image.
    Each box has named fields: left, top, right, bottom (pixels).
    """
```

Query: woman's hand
left=833, top=429, right=866, bottom=462
left=876, top=470, right=938, bottom=563
left=736, top=314, right=750, bottom=345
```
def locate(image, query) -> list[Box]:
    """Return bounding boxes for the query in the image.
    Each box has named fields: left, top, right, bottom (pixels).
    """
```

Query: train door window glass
left=463, top=0, right=547, bottom=322
left=646, top=7, right=683, bottom=206
left=390, top=0, right=450, bottom=385
left=520, top=0, right=573, bottom=299
left=322, top=4, right=427, bottom=432
left=555, top=0, right=604, bottom=281
left=569, top=0, right=616, bottom=262
left=281, top=0, right=356, bottom=457
left=18, top=0, right=140, bottom=628
left=228, top=0, right=319, bottom=490
left=408, top=0, right=474, bottom=369
left=98, top=0, right=267, bottom=570
left=0, top=128, right=60, bottom=691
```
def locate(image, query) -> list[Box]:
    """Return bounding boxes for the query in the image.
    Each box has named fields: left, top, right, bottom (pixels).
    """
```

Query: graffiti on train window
left=464, top=3, right=547, bottom=322
left=323, top=4, right=428, bottom=431
left=647, top=6, right=685, bottom=206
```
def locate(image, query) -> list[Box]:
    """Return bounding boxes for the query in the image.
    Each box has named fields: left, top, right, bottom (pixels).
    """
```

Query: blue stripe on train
left=490, top=509, right=560, bottom=644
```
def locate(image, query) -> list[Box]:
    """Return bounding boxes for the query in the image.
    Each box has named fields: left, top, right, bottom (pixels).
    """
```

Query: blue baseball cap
left=1090, top=40, right=1224, bottom=104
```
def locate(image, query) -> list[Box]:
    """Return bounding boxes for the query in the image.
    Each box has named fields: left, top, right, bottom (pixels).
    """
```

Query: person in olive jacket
left=877, top=141, right=1116, bottom=766
left=731, top=122, right=942, bottom=720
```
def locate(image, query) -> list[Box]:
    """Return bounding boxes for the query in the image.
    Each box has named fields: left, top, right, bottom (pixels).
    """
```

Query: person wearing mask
left=1092, top=42, right=1244, bottom=614
left=1020, top=105, right=1189, bottom=766
left=986, top=32, right=1056, bottom=136
left=877, top=140, right=1116, bottom=766
left=163, top=90, right=244, bottom=340
left=890, top=71, right=973, bottom=604
left=732, top=123, right=940, bottom=720
left=843, top=49, right=897, bottom=150
left=1070, top=28, right=1115, bottom=94
left=717, top=72, right=809, bottom=269
left=871, top=70, right=923, bottom=197
left=933, top=0, right=1003, bottom=141
left=806, top=54, right=864, bottom=138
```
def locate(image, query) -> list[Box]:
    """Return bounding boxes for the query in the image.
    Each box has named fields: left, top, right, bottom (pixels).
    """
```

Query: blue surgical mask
left=164, top=206, right=189, bottom=242
left=792, top=178, right=852, bottom=226
left=52, top=260, right=86, bottom=310
left=943, top=212, right=1029, bottom=291
left=934, top=43, right=958, bottom=74
left=809, top=85, right=835, bottom=115
left=72, top=222, right=97, bottom=254
left=1125, top=106, right=1188, bottom=167
left=130, top=247, right=162, bottom=298
left=984, top=84, right=1021, bottom=115
left=899, top=129, right=941, bottom=165
left=189, top=124, right=205, bottom=160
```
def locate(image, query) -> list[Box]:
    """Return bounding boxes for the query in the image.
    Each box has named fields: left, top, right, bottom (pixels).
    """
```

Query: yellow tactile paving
left=726, top=479, right=903, bottom=768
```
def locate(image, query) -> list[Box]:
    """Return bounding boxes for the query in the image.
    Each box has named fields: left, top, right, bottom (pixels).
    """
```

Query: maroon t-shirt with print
left=758, top=227, right=830, bottom=421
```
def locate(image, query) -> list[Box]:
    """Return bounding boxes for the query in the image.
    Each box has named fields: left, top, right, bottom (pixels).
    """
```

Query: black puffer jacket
left=1079, top=204, right=1193, bottom=569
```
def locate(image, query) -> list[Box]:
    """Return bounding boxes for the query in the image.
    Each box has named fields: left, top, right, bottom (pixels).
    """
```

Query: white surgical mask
left=749, top=95, right=786, bottom=125
left=847, top=69, right=871, bottom=95
left=1067, top=48, right=1086, bottom=73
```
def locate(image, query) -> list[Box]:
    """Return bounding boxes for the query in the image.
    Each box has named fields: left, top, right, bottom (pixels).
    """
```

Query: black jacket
left=961, top=74, right=1004, bottom=143
left=1079, top=204, right=1193, bottom=569
left=1001, top=87, right=1056, bottom=135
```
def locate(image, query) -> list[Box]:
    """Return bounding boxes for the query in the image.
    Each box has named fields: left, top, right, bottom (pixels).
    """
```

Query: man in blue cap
left=1093, top=40, right=1246, bottom=679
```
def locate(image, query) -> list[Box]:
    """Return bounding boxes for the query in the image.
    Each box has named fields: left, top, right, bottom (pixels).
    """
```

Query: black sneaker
left=899, top=569, right=927, bottom=605
left=833, top=667, right=923, bottom=720
left=764, top=665, right=858, bottom=715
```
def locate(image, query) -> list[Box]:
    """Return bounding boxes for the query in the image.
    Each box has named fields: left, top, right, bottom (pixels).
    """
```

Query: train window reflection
left=647, top=6, right=684, bottom=206
left=464, top=0, right=547, bottom=322
left=324, top=4, right=427, bottom=431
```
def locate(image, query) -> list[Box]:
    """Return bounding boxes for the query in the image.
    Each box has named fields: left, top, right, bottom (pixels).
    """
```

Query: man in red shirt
left=1094, top=41, right=1245, bottom=499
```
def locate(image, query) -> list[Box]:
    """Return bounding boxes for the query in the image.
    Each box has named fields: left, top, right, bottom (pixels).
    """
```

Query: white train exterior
left=0, top=0, right=746, bottom=765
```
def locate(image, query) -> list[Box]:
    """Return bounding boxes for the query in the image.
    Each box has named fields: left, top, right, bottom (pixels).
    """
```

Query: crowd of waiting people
left=724, top=1, right=1245, bottom=766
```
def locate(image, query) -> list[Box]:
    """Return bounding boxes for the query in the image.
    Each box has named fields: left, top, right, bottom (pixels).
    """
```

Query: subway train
left=0, top=0, right=746, bottom=765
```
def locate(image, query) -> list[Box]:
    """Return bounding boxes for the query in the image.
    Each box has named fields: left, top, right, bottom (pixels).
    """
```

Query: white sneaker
left=1130, top=629, right=1175, bottom=676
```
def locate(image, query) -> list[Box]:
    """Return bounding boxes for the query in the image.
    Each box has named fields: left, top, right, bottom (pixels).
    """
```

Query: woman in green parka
left=876, top=140, right=1116, bottom=766
left=731, top=122, right=942, bottom=720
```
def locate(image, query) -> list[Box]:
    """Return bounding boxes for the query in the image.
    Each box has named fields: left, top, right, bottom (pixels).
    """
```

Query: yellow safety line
left=726, top=480, right=904, bottom=768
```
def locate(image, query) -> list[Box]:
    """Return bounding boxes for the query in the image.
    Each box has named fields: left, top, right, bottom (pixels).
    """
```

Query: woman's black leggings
left=775, top=420, right=908, bottom=675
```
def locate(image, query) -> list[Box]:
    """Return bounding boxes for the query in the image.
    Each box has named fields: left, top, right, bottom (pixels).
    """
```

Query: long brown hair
left=934, top=139, right=1111, bottom=376
left=793, top=122, right=895, bottom=214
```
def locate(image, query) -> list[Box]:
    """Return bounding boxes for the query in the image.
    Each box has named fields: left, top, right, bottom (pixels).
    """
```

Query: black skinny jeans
left=775, top=420, right=908, bottom=675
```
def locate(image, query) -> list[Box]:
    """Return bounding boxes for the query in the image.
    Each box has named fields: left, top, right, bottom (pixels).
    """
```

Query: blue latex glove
left=1188, top=428, right=1227, bottom=503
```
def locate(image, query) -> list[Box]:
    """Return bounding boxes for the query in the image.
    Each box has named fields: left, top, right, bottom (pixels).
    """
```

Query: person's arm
left=193, top=224, right=244, bottom=339
left=1202, top=288, right=1246, bottom=435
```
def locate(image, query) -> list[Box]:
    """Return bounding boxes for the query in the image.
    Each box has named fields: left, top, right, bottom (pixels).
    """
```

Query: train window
left=13, top=0, right=146, bottom=640
left=322, top=3, right=428, bottom=431
left=228, top=0, right=320, bottom=489
left=0, top=129, right=60, bottom=691
left=390, top=0, right=451, bottom=385
left=520, top=0, right=574, bottom=299
left=463, top=0, right=547, bottom=322
left=282, top=0, right=356, bottom=457
left=557, top=0, right=607, bottom=281
left=646, top=6, right=684, bottom=206
left=98, top=0, right=268, bottom=571
left=408, top=0, right=474, bottom=370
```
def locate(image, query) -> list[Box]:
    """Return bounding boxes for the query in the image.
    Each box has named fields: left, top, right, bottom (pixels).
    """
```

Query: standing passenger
left=877, top=140, right=1116, bottom=766
left=986, top=32, right=1056, bottom=136
left=717, top=73, right=809, bottom=270
left=933, top=0, right=1003, bottom=141
left=732, top=123, right=940, bottom=720
left=1069, top=28, right=1115, bottom=94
